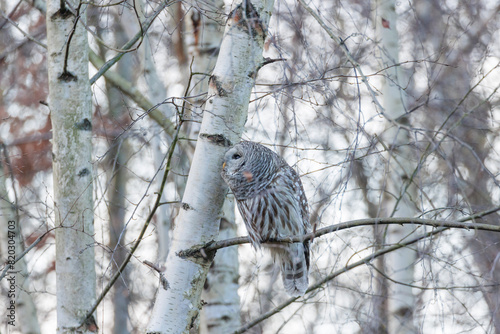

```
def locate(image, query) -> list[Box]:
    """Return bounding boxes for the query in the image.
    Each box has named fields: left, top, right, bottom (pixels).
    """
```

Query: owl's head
left=221, top=141, right=280, bottom=199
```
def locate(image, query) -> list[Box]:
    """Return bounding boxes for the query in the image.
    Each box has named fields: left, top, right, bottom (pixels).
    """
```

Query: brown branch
left=178, top=205, right=500, bottom=258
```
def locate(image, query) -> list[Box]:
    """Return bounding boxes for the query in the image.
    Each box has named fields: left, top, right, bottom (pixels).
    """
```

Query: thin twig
left=297, top=0, right=385, bottom=113
left=233, top=227, right=447, bottom=334
left=0, top=8, right=47, bottom=48
left=89, top=0, right=175, bottom=85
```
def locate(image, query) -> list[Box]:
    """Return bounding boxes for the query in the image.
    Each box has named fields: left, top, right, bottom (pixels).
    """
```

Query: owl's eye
left=232, top=153, right=242, bottom=160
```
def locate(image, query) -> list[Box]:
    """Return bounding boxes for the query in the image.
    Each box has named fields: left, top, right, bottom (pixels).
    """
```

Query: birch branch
left=233, top=206, right=500, bottom=333
left=178, top=205, right=500, bottom=257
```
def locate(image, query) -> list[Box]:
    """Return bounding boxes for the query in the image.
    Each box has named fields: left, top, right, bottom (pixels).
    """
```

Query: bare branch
left=297, top=0, right=385, bottom=113
left=88, top=50, right=178, bottom=136
left=89, top=0, right=175, bottom=85
left=179, top=205, right=500, bottom=258
left=0, top=8, right=47, bottom=48
left=234, top=226, right=447, bottom=334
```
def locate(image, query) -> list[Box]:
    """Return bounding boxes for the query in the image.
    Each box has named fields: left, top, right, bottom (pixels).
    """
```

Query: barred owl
left=221, top=141, right=310, bottom=296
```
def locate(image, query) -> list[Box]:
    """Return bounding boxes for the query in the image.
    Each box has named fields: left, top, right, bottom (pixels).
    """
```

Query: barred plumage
left=221, top=141, right=310, bottom=296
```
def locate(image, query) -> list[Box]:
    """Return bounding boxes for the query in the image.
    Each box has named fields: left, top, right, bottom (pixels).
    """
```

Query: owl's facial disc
left=223, top=146, right=247, bottom=177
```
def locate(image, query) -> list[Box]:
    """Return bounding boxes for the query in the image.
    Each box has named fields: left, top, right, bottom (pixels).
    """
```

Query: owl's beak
left=222, top=162, right=226, bottom=169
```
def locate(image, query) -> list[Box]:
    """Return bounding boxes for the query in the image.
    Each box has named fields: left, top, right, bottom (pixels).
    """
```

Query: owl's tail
left=275, top=241, right=310, bottom=297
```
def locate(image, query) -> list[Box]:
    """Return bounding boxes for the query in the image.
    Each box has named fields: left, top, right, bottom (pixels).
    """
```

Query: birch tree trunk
left=0, top=148, right=41, bottom=334
left=185, top=0, right=225, bottom=108
left=200, top=195, right=241, bottom=333
left=46, top=1, right=96, bottom=332
left=375, top=1, right=418, bottom=333
left=146, top=1, right=274, bottom=332
left=184, top=1, right=242, bottom=331
left=98, top=18, right=133, bottom=334
left=413, top=1, right=500, bottom=330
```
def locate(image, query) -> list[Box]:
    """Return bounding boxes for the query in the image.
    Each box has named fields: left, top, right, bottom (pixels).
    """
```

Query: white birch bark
left=200, top=195, right=241, bottom=333
left=185, top=0, right=225, bottom=106
left=375, top=1, right=418, bottom=333
left=46, top=1, right=96, bottom=332
left=185, top=1, right=242, bottom=331
left=146, top=1, right=274, bottom=332
left=0, top=151, right=41, bottom=333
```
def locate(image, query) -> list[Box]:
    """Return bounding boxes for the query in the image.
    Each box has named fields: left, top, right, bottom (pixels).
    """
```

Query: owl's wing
left=268, top=166, right=310, bottom=296
left=279, top=164, right=310, bottom=232
left=235, top=166, right=307, bottom=241
left=235, top=164, right=310, bottom=296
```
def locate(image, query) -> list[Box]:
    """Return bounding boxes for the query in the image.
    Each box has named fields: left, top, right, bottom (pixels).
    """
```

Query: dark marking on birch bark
left=77, top=168, right=90, bottom=178
left=199, top=133, right=232, bottom=147
left=75, top=118, right=92, bottom=131
left=182, top=202, right=193, bottom=210
left=160, top=274, right=170, bottom=290
left=228, top=0, right=265, bottom=42
left=208, top=75, right=228, bottom=97
left=58, top=71, right=77, bottom=82
left=51, top=5, right=73, bottom=20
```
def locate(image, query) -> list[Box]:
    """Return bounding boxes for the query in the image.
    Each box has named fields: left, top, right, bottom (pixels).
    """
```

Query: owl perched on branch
left=221, top=141, right=311, bottom=296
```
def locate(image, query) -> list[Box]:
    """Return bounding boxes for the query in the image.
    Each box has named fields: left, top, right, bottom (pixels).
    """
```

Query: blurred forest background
left=1, top=0, right=500, bottom=333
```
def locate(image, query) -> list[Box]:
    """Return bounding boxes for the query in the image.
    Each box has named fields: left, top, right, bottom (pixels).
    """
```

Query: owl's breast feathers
left=236, top=166, right=309, bottom=247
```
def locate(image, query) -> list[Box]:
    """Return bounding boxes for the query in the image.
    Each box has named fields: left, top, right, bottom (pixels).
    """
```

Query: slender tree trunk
left=46, top=1, right=96, bottom=332
left=353, top=159, right=388, bottom=333
left=185, top=0, right=225, bottom=108
left=200, top=195, right=241, bottom=333
left=0, top=148, right=41, bottom=334
left=412, top=1, right=500, bottom=331
left=106, top=138, right=131, bottom=334
left=98, top=18, right=134, bottom=334
left=134, top=0, right=178, bottom=264
left=146, top=1, right=274, bottom=332
left=375, top=1, right=418, bottom=333
left=184, top=1, right=242, bottom=331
